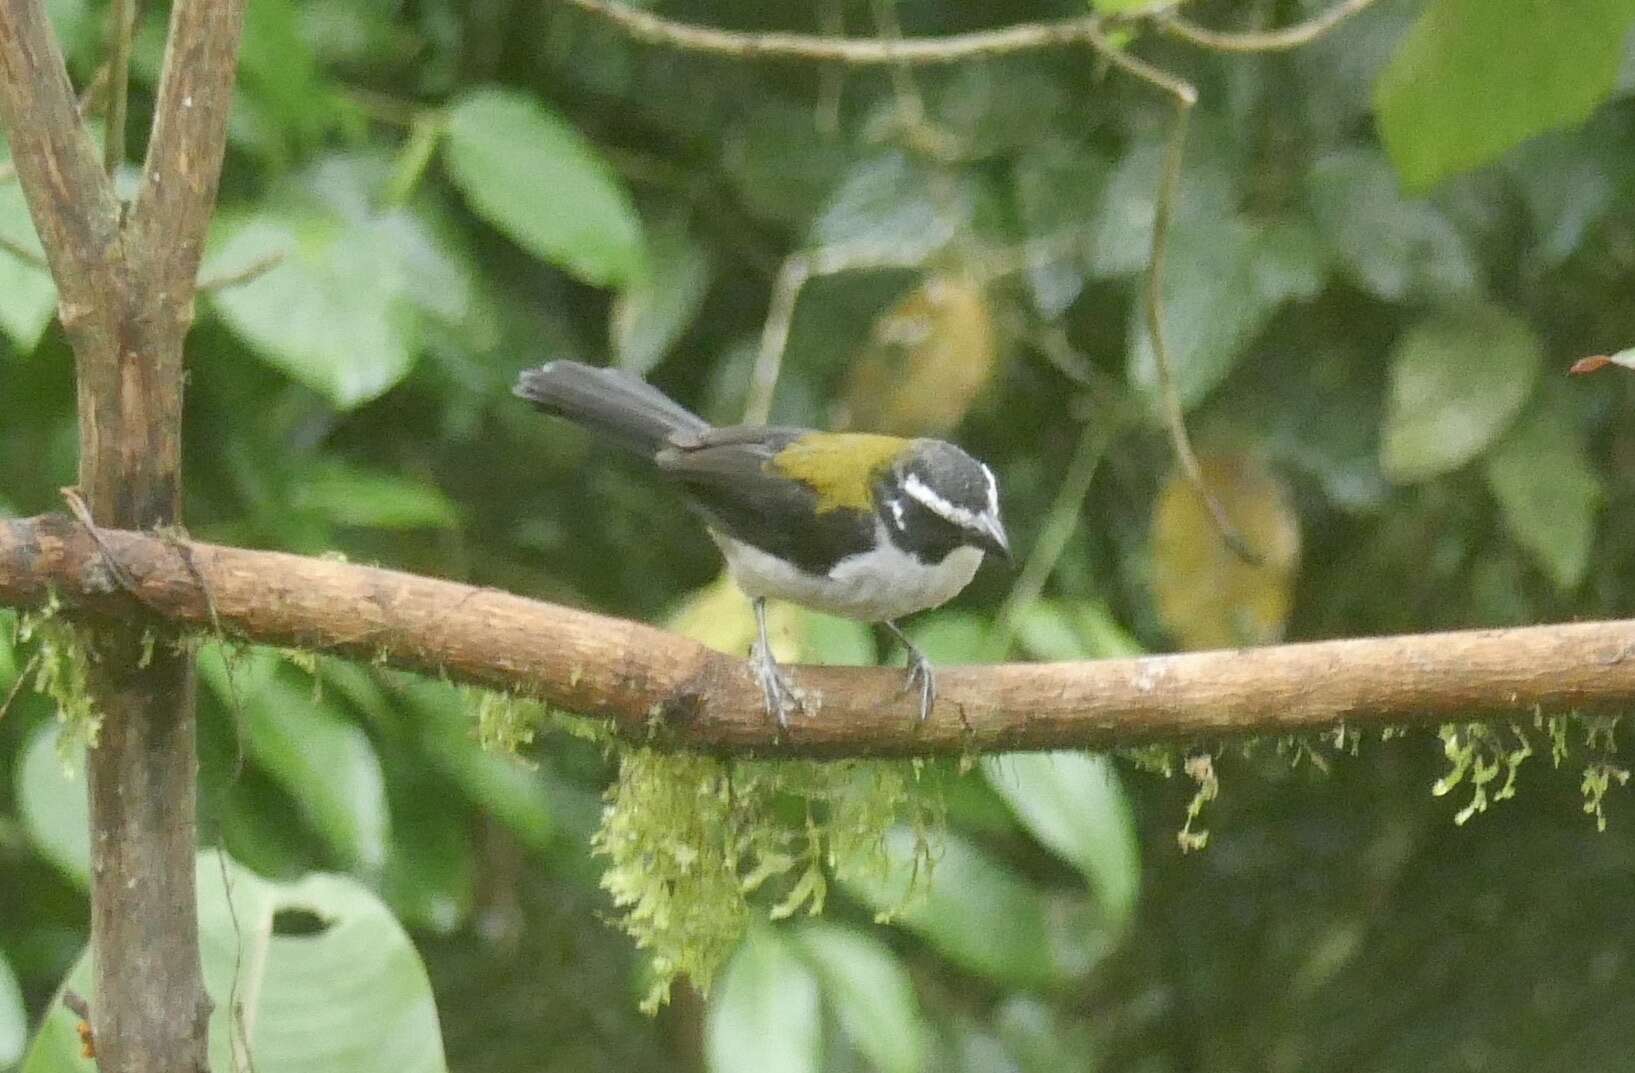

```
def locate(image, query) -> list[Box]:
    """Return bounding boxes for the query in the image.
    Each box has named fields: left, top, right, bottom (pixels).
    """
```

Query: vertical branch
left=1, top=0, right=247, bottom=1069
left=104, top=0, right=133, bottom=173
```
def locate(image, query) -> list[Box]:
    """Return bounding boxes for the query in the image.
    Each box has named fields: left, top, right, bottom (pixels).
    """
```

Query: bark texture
left=5, top=513, right=1634, bottom=757
left=0, top=0, right=246, bottom=1066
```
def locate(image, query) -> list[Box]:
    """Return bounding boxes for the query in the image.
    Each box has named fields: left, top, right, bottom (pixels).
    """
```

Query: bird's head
left=880, top=439, right=1012, bottom=565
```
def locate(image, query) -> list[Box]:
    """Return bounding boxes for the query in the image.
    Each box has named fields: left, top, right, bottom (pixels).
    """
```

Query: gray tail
left=513, top=361, right=711, bottom=457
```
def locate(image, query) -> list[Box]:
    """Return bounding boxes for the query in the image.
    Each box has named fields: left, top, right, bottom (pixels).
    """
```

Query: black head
left=877, top=440, right=1012, bottom=565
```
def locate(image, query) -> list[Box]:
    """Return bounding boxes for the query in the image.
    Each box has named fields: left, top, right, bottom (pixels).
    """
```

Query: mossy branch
left=5, top=512, right=1635, bottom=757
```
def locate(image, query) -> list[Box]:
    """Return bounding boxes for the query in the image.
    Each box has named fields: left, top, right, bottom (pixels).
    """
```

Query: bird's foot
left=901, top=646, right=936, bottom=724
left=751, top=640, right=800, bottom=731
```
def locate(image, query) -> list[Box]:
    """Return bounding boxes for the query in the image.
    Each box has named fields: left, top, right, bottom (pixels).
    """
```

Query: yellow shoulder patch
left=768, top=433, right=909, bottom=513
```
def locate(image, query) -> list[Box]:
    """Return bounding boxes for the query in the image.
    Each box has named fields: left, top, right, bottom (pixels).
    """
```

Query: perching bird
left=514, top=361, right=1011, bottom=727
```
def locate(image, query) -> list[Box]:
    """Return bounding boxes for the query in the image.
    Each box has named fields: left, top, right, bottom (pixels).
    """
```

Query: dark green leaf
left=444, top=88, right=644, bottom=286
left=1011, top=142, right=1109, bottom=317
left=1374, top=0, right=1635, bottom=190
left=1484, top=391, right=1603, bottom=589
left=1306, top=147, right=1479, bottom=301
left=199, top=648, right=390, bottom=872
left=841, top=828, right=1100, bottom=988
left=23, top=854, right=447, bottom=1073
left=706, top=927, right=821, bottom=1073
left=293, top=462, right=462, bottom=530
left=792, top=921, right=928, bottom=1073
left=981, top=752, right=1141, bottom=925
left=1380, top=304, right=1542, bottom=482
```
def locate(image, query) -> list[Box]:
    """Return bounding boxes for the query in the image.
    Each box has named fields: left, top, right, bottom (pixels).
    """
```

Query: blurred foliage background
left=7, top=0, right=1635, bottom=1070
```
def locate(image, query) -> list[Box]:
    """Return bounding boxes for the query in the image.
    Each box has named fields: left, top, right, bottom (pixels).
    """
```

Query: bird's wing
left=657, top=428, right=877, bottom=575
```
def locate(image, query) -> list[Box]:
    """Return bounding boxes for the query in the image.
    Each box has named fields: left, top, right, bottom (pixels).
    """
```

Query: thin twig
left=105, top=0, right=135, bottom=175
left=196, top=250, right=286, bottom=293
left=558, top=0, right=1110, bottom=64
left=1158, top=0, right=1381, bottom=53
left=61, top=487, right=144, bottom=597
left=990, top=418, right=1115, bottom=656
left=0, top=652, right=42, bottom=722
left=1117, top=65, right=1261, bottom=564
left=744, top=242, right=941, bottom=424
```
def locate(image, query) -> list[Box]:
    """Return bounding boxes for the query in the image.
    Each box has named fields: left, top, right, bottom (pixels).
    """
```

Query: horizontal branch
left=556, top=0, right=1108, bottom=64
left=4, top=512, right=1635, bottom=757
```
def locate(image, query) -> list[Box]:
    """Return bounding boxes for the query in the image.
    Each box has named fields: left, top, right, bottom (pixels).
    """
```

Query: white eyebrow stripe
left=981, top=463, right=999, bottom=518
left=902, top=472, right=981, bottom=529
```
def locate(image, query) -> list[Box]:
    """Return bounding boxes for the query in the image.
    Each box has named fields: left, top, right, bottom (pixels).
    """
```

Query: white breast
left=715, top=523, right=984, bottom=623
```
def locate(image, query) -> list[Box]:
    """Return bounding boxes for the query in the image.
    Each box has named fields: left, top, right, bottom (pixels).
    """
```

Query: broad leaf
left=1375, top=0, right=1635, bottom=190
left=0, top=952, right=24, bottom=1067
left=1151, top=454, right=1303, bottom=649
left=1485, top=391, right=1603, bottom=589
left=0, top=144, right=57, bottom=350
left=1011, top=142, right=1109, bottom=317
left=1306, top=147, right=1479, bottom=301
left=981, top=752, right=1141, bottom=925
left=1380, top=304, right=1542, bottom=482
left=841, top=828, right=1101, bottom=988
left=23, top=854, right=447, bottom=1073
left=199, top=648, right=390, bottom=872
left=292, top=461, right=462, bottom=530
left=15, top=723, right=89, bottom=887
left=207, top=156, right=479, bottom=407
left=612, top=214, right=713, bottom=375
left=792, top=922, right=928, bottom=1073
left=706, top=927, right=821, bottom=1073
left=444, top=87, right=644, bottom=286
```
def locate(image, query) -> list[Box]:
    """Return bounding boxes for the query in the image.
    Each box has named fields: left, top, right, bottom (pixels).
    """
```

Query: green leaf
left=1374, top=0, right=1635, bottom=191
left=0, top=144, right=57, bottom=350
left=293, top=462, right=462, bottom=530
left=1484, top=392, right=1603, bottom=589
left=1127, top=215, right=1290, bottom=411
left=791, top=922, right=928, bottom=1073
left=1306, top=148, right=1479, bottom=301
left=1380, top=304, right=1542, bottom=482
left=16, top=723, right=90, bottom=888
left=443, top=88, right=644, bottom=286
left=905, top=611, right=995, bottom=664
left=981, top=752, right=1141, bottom=925
left=612, top=214, right=713, bottom=375
left=207, top=157, right=478, bottom=408
left=841, top=828, right=1099, bottom=989
left=199, top=648, right=390, bottom=872
left=706, top=927, right=821, bottom=1073
left=397, top=682, right=556, bottom=854
left=236, top=0, right=352, bottom=153
left=23, top=854, right=447, bottom=1073
left=0, top=952, right=25, bottom=1067
left=1014, top=601, right=1144, bottom=662
left=809, top=152, right=969, bottom=259
left=1011, top=142, right=1109, bottom=317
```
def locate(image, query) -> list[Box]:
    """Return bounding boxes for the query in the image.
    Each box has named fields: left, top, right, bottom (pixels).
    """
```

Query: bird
left=514, top=360, right=1011, bottom=728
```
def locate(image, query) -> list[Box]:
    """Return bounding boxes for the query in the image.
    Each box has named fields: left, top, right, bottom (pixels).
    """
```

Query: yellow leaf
left=1151, top=455, right=1301, bottom=651
left=839, top=273, right=999, bottom=436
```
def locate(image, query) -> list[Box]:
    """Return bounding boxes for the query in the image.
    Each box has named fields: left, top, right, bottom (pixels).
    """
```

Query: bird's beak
left=975, top=514, right=1013, bottom=568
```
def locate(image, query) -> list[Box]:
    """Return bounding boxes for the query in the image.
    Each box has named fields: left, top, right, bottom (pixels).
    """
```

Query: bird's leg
left=751, top=597, right=798, bottom=729
left=882, top=620, right=935, bottom=723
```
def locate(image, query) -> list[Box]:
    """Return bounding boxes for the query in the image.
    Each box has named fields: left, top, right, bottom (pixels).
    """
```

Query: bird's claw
left=751, top=641, right=799, bottom=731
left=901, top=649, right=935, bottom=724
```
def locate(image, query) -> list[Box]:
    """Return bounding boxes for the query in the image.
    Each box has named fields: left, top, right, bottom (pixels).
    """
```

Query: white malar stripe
left=902, top=471, right=981, bottom=530
left=888, top=496, right=907, bottom=530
